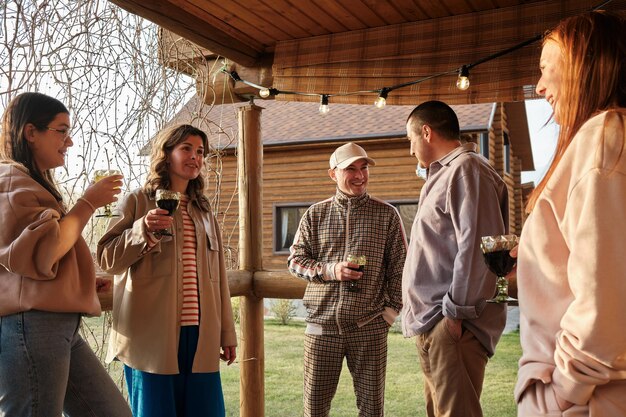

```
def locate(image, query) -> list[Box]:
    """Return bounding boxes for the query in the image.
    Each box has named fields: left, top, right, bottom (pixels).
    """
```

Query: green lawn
left=83, top=316, right=520, bottom=417
left=220, top=320, right=520, bottom=417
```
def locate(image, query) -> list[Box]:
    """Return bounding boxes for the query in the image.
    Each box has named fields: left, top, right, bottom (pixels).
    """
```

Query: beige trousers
left=416, top=318, right=488, bottom=417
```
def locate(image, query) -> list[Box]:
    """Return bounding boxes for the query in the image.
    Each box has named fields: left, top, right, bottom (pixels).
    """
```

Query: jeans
left=0, top=310, right=131, bottom=417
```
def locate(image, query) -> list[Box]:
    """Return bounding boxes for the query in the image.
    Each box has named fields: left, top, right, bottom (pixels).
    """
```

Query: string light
left=374, top=88, right=390, bottom=109
left=220, top=0, right=612, bottom=113
left=259, top=87, right=280, bottom=98
left=319, top=95, right=330, bottom=115
left=456, top=66, right=470, bottom=91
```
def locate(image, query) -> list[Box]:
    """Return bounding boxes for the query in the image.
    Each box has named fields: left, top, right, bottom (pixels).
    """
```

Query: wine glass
left=93, top=169, right=122, bottom=217
left=346, top=254, right=366, bottom=293
left=155, top=189, right=181, bottom=236
left=480, top=235, right=519, bottom=303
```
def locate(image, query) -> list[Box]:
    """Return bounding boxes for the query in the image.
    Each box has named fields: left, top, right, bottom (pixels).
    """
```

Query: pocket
left=130, top=248, right=172, bottom=280
left=207, top=234, right=219, bottom=252
left=440, top=318, right=462, bottom=342
left=206, top=233, right=220, bottom=282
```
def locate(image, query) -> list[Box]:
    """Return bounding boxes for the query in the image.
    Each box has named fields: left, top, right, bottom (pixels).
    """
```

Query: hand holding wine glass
left=346, top=254, right=366, bottom=293
left=83, top=170, right=123, bottom=217
left=480, top=235, right=519, bottom=303
left=91, top=169, right=123, bottom=217
left=149, top=189, right=181, bottom=237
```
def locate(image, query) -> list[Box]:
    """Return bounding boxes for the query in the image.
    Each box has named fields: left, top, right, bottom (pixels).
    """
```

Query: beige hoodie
left=516, top=110, right=626, bottom=415
left=0, top=163, right=100, bottom=317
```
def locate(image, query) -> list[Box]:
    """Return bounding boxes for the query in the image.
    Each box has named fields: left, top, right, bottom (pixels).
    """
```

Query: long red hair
left=527, top=11, right=626, bottom=212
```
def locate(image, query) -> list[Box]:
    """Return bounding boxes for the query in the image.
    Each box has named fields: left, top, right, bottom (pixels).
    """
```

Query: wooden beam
left=237, top=103, right=265, bottom=417
left=108, top=0, right=262, bottom=66
left=97, top=270, right=307, bottom=310
left=227, top=270, right=254, bottom=297
left=253, top=270, right=306, bottom=299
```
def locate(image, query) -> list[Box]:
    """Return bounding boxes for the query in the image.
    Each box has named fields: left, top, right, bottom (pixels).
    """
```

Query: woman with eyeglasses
left=0, top=92, right=131, bottom=416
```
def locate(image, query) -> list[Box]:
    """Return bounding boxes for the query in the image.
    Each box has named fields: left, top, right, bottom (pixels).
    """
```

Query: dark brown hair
left=0, top=92, right=69, bottom=203
left=406, top=100, right=460, bottom=141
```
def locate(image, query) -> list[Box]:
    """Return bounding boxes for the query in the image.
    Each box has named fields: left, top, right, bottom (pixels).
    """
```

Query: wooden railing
left=97, top=270, right=307, bottom=311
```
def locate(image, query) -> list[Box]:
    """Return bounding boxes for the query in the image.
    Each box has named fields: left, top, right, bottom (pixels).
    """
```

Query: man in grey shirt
left=402, top=100, right=509, bottom=417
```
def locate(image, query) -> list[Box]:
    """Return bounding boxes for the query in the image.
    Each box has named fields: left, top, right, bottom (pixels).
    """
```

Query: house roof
left=147, top=95, right=534, bottom=171
left=161, top=95, right=495, bottom=148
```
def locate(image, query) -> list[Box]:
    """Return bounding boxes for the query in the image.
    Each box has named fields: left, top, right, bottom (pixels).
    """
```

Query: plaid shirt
left=288, top=189, right=407, bottom=334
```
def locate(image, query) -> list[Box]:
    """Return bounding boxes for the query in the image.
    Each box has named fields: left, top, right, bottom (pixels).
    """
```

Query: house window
left=390, top=201, right=419, bottom=238
left=274, top=200, right=420, bottom=254
left=504, top=132, right=511, bottom=173
left=479, top=132, right=490, bottom=159
left=274, top=204, right=311, bottom=253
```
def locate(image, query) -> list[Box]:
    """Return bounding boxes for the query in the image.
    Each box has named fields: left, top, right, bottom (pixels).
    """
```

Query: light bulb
left=456, top=66, right=470, bottom=91
left=456, top=76, right=470, bottom=90
left=319, top=95, right=330, bottom=115
left=374, top=89, right=389, bottom=109
left=259, top=88, right=271, bottom=98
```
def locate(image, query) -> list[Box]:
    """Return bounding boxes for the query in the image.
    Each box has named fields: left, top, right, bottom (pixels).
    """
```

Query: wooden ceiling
left=109, top=0, right=625, bottom=105
left=111, top=0, right=554, bottom=66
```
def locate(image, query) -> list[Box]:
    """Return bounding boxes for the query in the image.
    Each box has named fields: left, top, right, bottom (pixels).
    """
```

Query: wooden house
left=162, top=96, right=534, bottom=271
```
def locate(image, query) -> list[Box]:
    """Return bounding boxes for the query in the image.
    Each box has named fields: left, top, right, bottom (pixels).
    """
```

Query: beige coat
left=97, top=189, right=237, bottom=374
left=0, top=163, right=100, bottom=317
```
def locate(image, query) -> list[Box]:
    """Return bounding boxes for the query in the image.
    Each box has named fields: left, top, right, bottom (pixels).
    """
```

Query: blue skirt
left=124, top=326, right=225, bottom=417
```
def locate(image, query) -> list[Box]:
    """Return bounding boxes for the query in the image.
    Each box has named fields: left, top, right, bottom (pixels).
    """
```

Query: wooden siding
left=490, top=103, right=526, bottom=234
left=208, top=139, right=421, bottom=271
left=207, top=102, right=528, bottom=271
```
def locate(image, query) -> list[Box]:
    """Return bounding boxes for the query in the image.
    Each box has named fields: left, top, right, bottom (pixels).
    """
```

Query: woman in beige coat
left=98, top=124, right=237, bottom=417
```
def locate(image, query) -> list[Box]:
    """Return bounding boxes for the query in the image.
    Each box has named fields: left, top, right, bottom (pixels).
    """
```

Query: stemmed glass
left=480, top=235, right=519, bottom=303
left=92, top=169, right=122, bottom=217
left=155, top=189, right=181, bottom=236
left=346, top=254, right=366, bottom=293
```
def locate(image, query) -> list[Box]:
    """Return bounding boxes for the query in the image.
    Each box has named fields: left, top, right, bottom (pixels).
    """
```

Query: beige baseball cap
left=329, top=142, right=376, bottom=169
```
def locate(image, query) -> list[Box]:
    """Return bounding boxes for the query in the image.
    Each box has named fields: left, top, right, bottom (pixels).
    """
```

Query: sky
left=522, top=99, right=559, bottom=185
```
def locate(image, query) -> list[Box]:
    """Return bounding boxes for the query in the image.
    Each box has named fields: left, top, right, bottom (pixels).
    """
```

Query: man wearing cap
left=288, top=142, right=407, bottom=417
left=403, top=100, right=509, bottom=417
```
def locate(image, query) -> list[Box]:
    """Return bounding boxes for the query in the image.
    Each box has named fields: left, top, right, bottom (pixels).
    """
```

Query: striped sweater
left=145, top=195, right=200, bottom=326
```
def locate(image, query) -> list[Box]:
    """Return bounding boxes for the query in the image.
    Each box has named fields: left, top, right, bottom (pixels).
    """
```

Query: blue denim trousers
left=0, top=310, right=131, bottom=417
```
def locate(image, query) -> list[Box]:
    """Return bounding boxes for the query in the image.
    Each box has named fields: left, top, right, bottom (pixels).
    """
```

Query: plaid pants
left=303, top=316, right=390, bottom=417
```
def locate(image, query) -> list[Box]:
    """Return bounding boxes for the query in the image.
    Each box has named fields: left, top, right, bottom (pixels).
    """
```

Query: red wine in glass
left=157, top=198, right=179, bottom=215
left=155, top=189, right=180, bottom=236
left=480, top=235, right=519, bottom=303
left=483, top=250, right=517, bottom=277
left=346, top=254, right=366, bottom=293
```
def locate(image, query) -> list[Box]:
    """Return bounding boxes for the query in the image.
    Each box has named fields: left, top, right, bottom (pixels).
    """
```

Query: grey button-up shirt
left=401, top=143, right=508, bottom=356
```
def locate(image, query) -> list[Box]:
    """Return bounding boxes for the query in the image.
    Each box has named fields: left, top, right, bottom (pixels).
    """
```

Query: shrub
left=270, top=299, right=297, bottom=325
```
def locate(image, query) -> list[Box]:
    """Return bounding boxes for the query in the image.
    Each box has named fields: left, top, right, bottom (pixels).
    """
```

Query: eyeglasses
left=46, top=127, right=72, bottom=140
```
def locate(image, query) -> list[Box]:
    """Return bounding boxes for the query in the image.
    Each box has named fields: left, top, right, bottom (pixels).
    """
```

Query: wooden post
left=238, top=102, right=265, bottom=417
